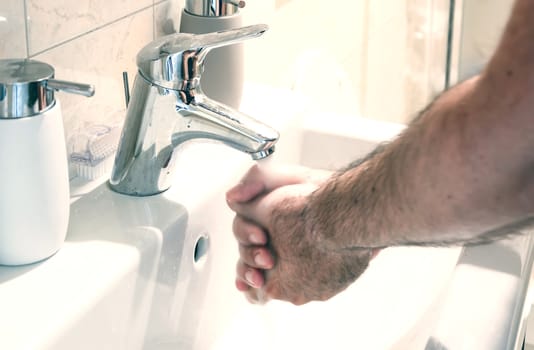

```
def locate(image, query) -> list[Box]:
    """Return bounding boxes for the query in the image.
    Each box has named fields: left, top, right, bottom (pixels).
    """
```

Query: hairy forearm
left=307, top=0, right=534, bottom=248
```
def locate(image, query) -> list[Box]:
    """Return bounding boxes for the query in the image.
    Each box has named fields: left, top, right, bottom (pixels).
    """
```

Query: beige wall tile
left=1, top=0, right=455, bottom=135
left=35, top=8, right=154, bottom=142
left=0, top=0, right=27, bottom=58
left=27, top=0, right=152, bottom=55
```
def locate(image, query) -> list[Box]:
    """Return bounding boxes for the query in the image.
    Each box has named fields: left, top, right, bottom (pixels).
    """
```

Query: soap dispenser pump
left=179, top=0, right=247, bottom=108
left=0, top=59, right=94, bottom=265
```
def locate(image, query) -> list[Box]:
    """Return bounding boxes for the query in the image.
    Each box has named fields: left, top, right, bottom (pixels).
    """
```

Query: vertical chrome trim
left=447, top=0, right=464, bottom=86
left=444, top=0, right=455, bottom=89
left=23, top=0, right=30, bottom=58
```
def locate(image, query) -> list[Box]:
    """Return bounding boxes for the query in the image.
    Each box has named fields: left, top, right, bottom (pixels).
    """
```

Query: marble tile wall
left=0, top=1, right=27, bottom=58
left=0, top=0, right=455, bottom=174
left=35, top=8, right=154, bottom=134
left=26, top=0, right=152, bottom=55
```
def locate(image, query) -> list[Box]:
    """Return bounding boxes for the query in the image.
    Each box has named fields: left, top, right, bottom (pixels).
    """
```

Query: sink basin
left=147, top=108, right=464, bottom=350
left=0, top=85, right=531, bottom=350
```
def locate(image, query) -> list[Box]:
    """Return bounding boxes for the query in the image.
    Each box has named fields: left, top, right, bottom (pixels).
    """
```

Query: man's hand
left=226, top=164, right=331, bottom=269
left=226, top=165, right=376, bottom=305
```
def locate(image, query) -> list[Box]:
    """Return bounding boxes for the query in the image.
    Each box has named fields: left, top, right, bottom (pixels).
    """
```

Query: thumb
left=226, top=165, right=269, bottom=203
left=226, top=181, right=265, bottom=203
left=226, top=164, right=311, bottom=204
left=226, top=194, right=272, bottom=229
left=227, top=184, right=315, bottom=228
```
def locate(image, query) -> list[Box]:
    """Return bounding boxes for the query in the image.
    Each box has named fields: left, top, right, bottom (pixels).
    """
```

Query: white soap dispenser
left=179, top=0, right=246, bottom=108
left=0, top=59, right=94, bottom=265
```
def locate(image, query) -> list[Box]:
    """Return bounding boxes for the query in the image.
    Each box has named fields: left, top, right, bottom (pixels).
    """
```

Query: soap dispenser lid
left=0, top=59, right=55, bottom=119
left=0, top=59, right=54, bottom=84
left=0, top=59, right=95, bottom=119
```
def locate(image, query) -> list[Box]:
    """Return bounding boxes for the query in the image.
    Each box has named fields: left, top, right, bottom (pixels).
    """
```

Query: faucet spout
left=172, top=95, right=278, bottom=159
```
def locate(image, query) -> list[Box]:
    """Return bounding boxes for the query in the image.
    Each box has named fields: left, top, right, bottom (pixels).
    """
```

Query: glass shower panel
left=363, top=0, right=450, bottom=124
left=454, top=0, right=514, bottom=82
left=274, top=0, right=451, bottom=124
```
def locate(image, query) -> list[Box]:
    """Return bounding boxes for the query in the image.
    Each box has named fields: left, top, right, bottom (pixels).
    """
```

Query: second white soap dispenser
left=0, top=59, right=94, bottom=265
left=179, top=0, right=246, bottom=108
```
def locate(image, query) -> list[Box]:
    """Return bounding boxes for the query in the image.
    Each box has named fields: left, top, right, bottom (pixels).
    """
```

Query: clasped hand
left=226, top=165, right=376, bottom=305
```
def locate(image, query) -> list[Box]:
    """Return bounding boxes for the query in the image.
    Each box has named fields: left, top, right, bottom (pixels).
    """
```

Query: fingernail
left=254, top=252, right=270, bottom=268
left=226, top=184, right=242, bottom=202
left=249, top=233, right=264, bottom=245
left=245, top=270, right=257, bottom=288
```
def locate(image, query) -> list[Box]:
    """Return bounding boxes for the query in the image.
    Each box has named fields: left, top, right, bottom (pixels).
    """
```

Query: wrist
left=304, top=176, right=353, bottom=252
left=305, top=160, right=383, bottom=250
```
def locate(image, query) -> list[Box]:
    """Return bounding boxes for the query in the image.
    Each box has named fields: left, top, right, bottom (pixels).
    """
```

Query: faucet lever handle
left=193, top=23, right=267, bottom=51
left=136, top=24, right=268, bottom=90
left=45, top=79, right=95, bottom=97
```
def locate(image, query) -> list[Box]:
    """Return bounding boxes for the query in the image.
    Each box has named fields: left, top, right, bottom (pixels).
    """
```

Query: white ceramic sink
left=148, top=111, right=464, bottom=350
left=0, top=86, right=532, bottom=350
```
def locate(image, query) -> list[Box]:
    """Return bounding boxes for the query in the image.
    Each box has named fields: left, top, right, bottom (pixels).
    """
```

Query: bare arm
left=309, top=0, right=534, bottom=248
left=226, top=0, right=534, bottom=304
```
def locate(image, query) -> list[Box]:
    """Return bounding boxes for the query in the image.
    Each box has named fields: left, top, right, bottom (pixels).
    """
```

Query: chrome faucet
left=109, top=24, right=278, bottom=196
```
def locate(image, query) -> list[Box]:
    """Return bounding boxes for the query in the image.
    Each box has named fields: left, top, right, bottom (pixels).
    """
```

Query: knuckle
left=236, top=258, right=246, bottom=273
left=238, top=245, right=256, bottom=266
left=232, top=216, right=242, bottom=236
left=232, top=216, right=250, bottom=242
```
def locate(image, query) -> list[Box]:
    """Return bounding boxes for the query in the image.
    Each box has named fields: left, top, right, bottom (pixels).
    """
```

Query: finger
left=236, top=259, right=264, bottom=289
left=232, top=215, right=268, bottom=246
left=239, top=245, right=274, bottom=269
left=235, top=279, right=249, bottom=292
left=226, top=164, right=313, bottom=203
left=228, top=184, right=315, bottom=227
left=226, top=195, right=272, bottom=228
left=237, top=277, right=273, bottom=304
left=245, top=287, right=270, bottom=305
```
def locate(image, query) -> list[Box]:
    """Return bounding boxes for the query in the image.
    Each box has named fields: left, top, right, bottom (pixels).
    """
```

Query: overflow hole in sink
left=194, top=235, right=209, bottom=265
